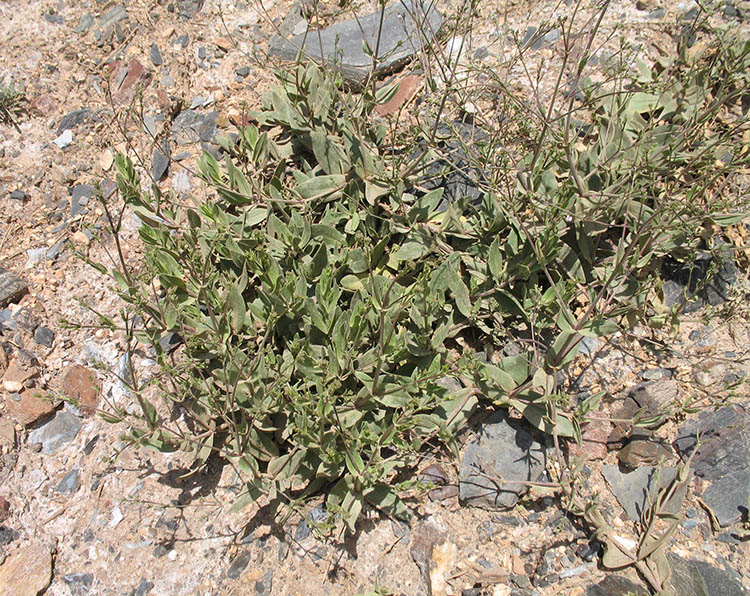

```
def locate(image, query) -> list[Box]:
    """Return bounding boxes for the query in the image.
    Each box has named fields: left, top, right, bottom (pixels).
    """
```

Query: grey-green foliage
left=98, top=30, right=748, bottom=531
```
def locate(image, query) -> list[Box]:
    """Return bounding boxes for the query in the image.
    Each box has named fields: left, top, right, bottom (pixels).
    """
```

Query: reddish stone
left=374, top=74, right=422, bottom=116
left=0, top=542, right=52, bottom=596
left=0, top=497, right=9, bottom=523
left=0, top=344, right=7, bottom=378
left=5, top=388, right=58, bottom=426
left=567, top=419, right=613, bottom=462
left=62, top=365, right=100, bottom=416
left=111, top=59, right=152, bottom=104
left=28, top=93, right=58, bottom=117
left=1, top=360, right=38, bottom=393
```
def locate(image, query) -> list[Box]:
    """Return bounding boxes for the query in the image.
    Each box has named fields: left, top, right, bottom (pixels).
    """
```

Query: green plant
left=82, top=4, right=748, bottom=592
left=0, top=77, right=26, bottom=131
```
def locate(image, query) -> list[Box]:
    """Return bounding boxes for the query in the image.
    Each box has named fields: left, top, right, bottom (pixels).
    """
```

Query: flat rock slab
left=0, top=267, right=28, bottom=308
left=674, top=404, right=750, bottom=526
left=269, top=0, right=443, bottom=85
left=602, top=465, right=687, bottom=521
left=0, top=542, right=52, bottom=596
left=661, top=250, right=737, bottom=313
left=459, top=410, right=546, bottom=510
left=585, top=574, right=649, bottom=596
left=5, top=388, right=58, bottom=426
left=667, top=553, right=746, bottom=596
left=27, top=409, right=82, bottom=454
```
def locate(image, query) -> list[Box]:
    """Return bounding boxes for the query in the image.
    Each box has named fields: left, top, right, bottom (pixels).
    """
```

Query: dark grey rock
left=255, top=569, right=273, bottom=594
left=149, top=43, right=163, bottom=66
left=0, top=526, right=19, bottom=545
left=27, top=410, right=82, bottom=454
left=198, top=112, right=218, bottom=142
left=99, top=179, right=117, bottom=200
left=667, top=553, right=745, bottom=596
left=9, top=190, right=26, bottom=201
left=578, top=336, right=599, bottom=356
left=129, top=579, right=154, bottom=596
left=71, top=184, right=95, bottom=217
left=585, top=574, right=648, bottom=596
left=46, top=238, right=68, bottom=261
left=63, top=573, right=94, bottom=596
left=0, top=266, right=28, bottom=308
left=177, top=0, right=204, bottom=19
left=522, top=27, right=561, bottom=50
left=175, top=34, right=190, bottom=48
left=171, top=110, right=216, bottom=145
left=98, top=5, right=128, bottom=31
left=417, top=121, right=489, bottom=210
left=674, top=404, right=750, bottom=526
left=602, top=465, right=687, bottom=521
left=688, top=326, right=715, bottom=347
left=459, top=410, right=546, bottom=510
left=649, top=7, right=666, bottom=18
left=57, top=109, right=90, bottom=135
left=227, top=550, right=251, bottom=579
left=197, top=46, right=207, bottom=59
left=57, top=469, right=80, bottom=495
left=661, top=250, right=737, bottom=312
left=269, top=0, right=443, bottom=85
left=295, top=520, right=311, bottom=541
left=44, top=11, right=64, bottom=24
left=236, top=66, right=250, bottom=77
left=158, top=332, right=183, bottom=353
left=34, top=326, right=55, bottom=347
left=73, top=13, right=94, bottom=34
left=152, top=143, right=170, bottom=182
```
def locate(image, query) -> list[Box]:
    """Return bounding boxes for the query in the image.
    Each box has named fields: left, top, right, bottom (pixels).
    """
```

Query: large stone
left=4, top=388, right=58, bottom=426
left=417, top=121, right=488, bottom=210
left=177, top=0, right=204, bottom=19
left=459, top=410, right=546, bottom=510
left=269, top=0, right=443, bottom=85
left=410, top=518, right=456, bottom=596
left=674, top=404, right=750, bottom=526
left=27, top=409, right=82, bottom=454
left=57, top=108, right=90, bottom=134
left=0, top=542, right=52, bottom=596
left=2, top=360, right=36, bottom=394
left=608, top=380, right=679, bottom=443
left=661, top=250, right=737, bottom=313
left=602, top=465, right=687, bottom=521
left=63, top=365, right=100, bottom=416
left=617, top=435, right=674, bottom=469
left=0, top=267, right=28, bottom=308
left=63, top=572, right=94, bottom=596
left=667, top=553, right=745, bottom=596
left=585, top=574, right=649, bottom=596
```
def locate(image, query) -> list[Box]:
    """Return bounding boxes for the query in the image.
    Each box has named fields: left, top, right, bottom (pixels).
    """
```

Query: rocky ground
left=1, top=0, right=749, bottom=595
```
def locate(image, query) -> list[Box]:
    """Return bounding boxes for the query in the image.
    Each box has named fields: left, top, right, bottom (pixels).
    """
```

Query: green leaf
left=244, top=207, right=267, bottom=227
left=296, top=174, right=346, bottom=201
left=310, top=223, right=345, bottom=246
left=310, top=130, right=350, bottom=175
left=488, top=237, right=503, bottom=278
left=394, top=241, right=428, bottom=261
left=341, top=274, right=364, bottom=291
left=345, top=448, right=365, bottom=478
left=227, top=284, right=246, bottom=333
left=364, top=483, right=409, bottom=520
left=510, top=399, right=576, bottom=437
left=545, top=330, right=581, bottom=370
